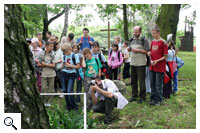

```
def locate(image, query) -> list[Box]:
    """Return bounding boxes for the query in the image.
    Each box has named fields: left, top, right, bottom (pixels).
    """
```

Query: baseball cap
left=31, top=38, right=39, bottom=43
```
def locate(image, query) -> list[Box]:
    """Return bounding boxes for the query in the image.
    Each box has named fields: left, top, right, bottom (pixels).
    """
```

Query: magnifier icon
left=4, top=117, right=17, bottom=130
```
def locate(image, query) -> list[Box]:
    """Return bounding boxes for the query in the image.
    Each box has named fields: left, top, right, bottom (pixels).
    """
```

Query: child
left=61, top=43, right=80, bottom=111
left=108, top=43, right=123, bottom=80
left=38, top=41, right=56, bottom=106
left=91, top=41, right=109, bottom=79
left=122, top=41, right=131, bottom=85
left=30, top=38, right=43, bottom=92
left=82, top=48, right=102, bottom=110
left=72, top=44, right=84, bottom=103
left=172, top=48, right=184, bottom=94
left=53, top=41, right=63, bottom=93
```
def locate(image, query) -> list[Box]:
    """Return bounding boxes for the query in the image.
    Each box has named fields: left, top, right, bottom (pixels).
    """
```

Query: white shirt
left=54, top=49, right=63, bottom=70
left=95, top=79, right=128, bottom=109
left=111, top=52, right=116, bottom=65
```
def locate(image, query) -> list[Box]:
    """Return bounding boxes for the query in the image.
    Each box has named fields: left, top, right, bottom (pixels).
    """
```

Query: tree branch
left=47, top=9, right=65, bottom=25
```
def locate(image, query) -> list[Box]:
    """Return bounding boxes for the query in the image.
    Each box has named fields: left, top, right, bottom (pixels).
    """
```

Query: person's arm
left=91, top=85, right=113, bottom=99
left=123, top=53, right=129, bottom=60
left=82, top=55, right=86, bottom=68
left=91, top=87, right=98, bottom=105
left=115, top=52, right=124, bottom=66
left=152, top=55, right=168, bottom=66
left=41, top=62, right=55, bottom=68
left=65, top=63, right=80, bottom=69
left=177, top=57, right=184, bottom=69
left=98, top=68, right=101, bottom=78
left=55, top=59, right=62, bottom=64
left=101, top=52, right=107, bottom=63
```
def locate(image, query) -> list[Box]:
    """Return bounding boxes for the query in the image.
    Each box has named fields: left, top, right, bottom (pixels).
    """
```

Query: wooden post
left=100, top=22, right=117, bottom=49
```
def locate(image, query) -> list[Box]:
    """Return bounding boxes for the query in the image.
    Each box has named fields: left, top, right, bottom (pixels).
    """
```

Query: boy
left=91, top=41, right=108, bottom=79
left=82, top=48, right=102, bottom=110
left=61, top=43, right=80, bottom=111
left=38, top=41, right=56, bottom=106
left=76, top=28, right=95, bottom=51
left=147, top=26, right=168, bottom=105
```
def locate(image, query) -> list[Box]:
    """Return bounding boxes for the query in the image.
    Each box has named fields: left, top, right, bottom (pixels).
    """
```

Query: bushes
left=47, top=104, right=84, bottom=129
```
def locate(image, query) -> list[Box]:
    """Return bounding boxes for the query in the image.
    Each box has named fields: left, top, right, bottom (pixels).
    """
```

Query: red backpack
left=81, top=36, right=90, bottom=42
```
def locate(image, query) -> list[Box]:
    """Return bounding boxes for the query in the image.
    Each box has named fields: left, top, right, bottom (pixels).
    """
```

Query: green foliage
left=176, top=30, right=184, bottom=47
left=88, top=51, right=196, bottom=129
left=47, top=104, right=84, bottom=129
left=20, top=4, right=45, bottom=37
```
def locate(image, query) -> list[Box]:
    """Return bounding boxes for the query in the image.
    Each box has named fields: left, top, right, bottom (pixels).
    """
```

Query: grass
left=46, top=51, right=196, bottom=129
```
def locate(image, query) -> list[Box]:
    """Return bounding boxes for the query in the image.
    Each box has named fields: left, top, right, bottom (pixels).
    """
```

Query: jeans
left=131, top=65, right=146, bottom=100
left=150, top=71, right=164, bottom=103
left=173, top=70, right=179, bottom=92
left=60, top=71, right=78, bottom=111
left=145, top=66, right=151, bottom=93
left=76, top=78, right=82, bottom=103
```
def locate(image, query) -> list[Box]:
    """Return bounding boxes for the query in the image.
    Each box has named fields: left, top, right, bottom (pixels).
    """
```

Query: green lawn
left=47, top=51, right=196, bottom=129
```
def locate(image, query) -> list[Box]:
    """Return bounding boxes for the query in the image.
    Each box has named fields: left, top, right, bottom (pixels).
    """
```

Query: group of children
left=29, top=29, right=184, bottom=111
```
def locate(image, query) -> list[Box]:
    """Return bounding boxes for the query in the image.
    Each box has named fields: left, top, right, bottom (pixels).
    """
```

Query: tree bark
left=4, top=4, right=50, bottom=129
left=123, top=4, right=129, bottom=41
left=42, top=5, right=65, bottom=41
left=156, top=4, right=181, bottom=42
left=61, top=4, right=69, bottom=39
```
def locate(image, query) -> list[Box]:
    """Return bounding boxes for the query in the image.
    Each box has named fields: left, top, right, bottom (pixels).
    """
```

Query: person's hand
left=89, top=41, right=93, bottom=45
left=79, top=41, right=83, bottom=45
left=90, top=85, right=97, bottom=93
left=147, top=51, right=151, bottom=56
left=127, top=47, right=131, bottom=52
left=152, top=60, right=158, bottom=66
left=132, top=48, right=139, bottom=53
left=34, top=58, right=39, bottom=63
left=65, top=63, right=72, bottom=68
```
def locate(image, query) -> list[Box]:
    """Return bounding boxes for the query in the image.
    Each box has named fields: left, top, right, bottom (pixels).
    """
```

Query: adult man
left=61, top=33, right=76, bottom=47
left=76, top=28, right=95, bottom=51
left=37, top=32, right=45, bottom=50
left=90, top=76, right=128, bottom=125
left=147, top=26, right=168, bottom=105
left=128, top=26, right=150, bottom=103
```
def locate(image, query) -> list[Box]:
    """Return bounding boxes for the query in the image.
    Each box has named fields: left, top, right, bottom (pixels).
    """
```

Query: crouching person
left=90, top=75, right=128, bottom=125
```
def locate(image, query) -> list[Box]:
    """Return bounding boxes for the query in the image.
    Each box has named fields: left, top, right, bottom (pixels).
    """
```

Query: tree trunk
left=61, top=4, right=69, bottom=39
left=4, top=4, right=50, bottom=129
left=42, top=5, right=65, bottom=41
left=156, top=4, right=181, bottom=42
left=42, top=5, right=48, bottom=41
left=123, top=4, right=129, bottom=41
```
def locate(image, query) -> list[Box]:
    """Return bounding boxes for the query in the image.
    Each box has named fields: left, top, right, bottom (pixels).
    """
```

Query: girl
left=122, top=41, right=131, bottom=85
left=108, top=43, right=123, bottom=80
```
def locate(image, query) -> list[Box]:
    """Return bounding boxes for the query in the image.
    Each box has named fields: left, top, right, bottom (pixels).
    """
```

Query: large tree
left=156, top=4, right=181, bottom=42
left=4, top=4, right=50, bottom=129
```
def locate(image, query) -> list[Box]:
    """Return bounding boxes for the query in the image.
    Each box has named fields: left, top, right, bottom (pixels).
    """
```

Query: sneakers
left=44, top=103, right=51, bottom=107
left=137, top=99, right=146, bottom=104
left=104, top=119, right=113, bottom=125
left=149, top=100, right=162, bottom=106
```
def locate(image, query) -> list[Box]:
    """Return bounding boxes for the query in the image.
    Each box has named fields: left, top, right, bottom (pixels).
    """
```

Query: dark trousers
left=110, top=68, right=118, bottom=80
left=131, top=65, right=146, bottom=100
left=123, top=62, right=130, bottom=79
left=54, top=69, right=62, bottom=92
left=76, top=78, right=82, bottom=103
left=150, top=71, right=164, bottom=103
left=92, top=97, right=117, bottom=121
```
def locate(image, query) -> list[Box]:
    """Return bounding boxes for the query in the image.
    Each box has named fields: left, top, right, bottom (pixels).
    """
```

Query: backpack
left=129, top=36, right=150, bottom=66
left=81, top=36, right=90, bottom=42
left=109, top=50, right=121, bottom=62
